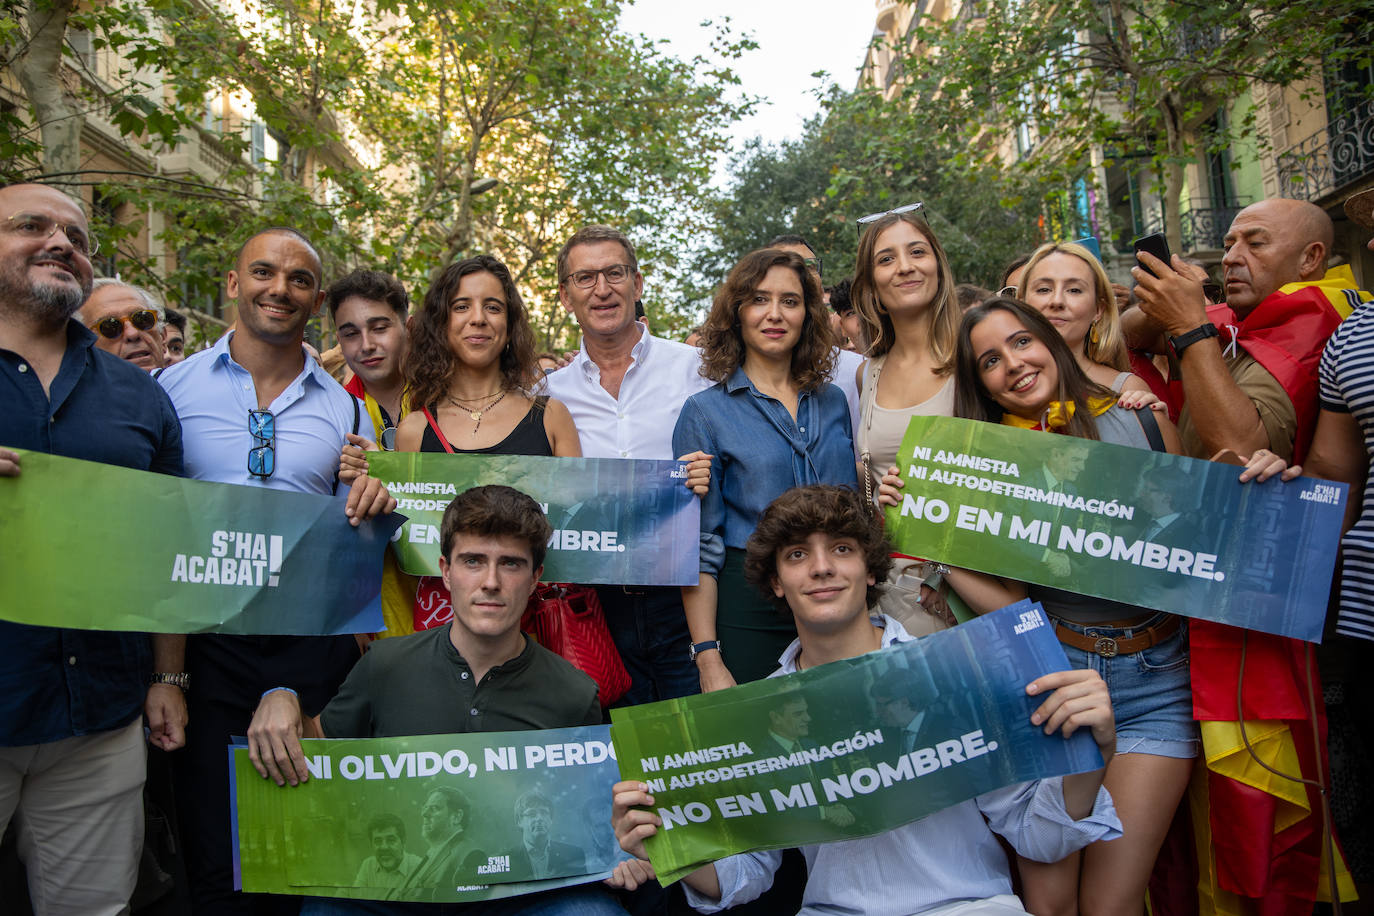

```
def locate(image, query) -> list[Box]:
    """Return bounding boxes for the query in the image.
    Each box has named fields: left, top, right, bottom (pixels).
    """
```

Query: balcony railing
left=1141, top=203, right=1244, bottom=252
left=1277, top=97, right=1374, bottom=201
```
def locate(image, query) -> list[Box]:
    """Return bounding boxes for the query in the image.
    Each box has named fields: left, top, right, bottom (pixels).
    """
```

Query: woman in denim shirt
left=673, top=248, right=858, bottom=691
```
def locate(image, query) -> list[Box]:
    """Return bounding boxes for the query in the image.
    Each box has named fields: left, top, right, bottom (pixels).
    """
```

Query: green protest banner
left=366, top=452, right=699, bottom=584
left=882, top=417, right=1344, bottom=642
left=231, top=726, right=626, bottom=901
left=0, top=448, right=399, bottom=634
left=609, top=602, right=1102, bottom=885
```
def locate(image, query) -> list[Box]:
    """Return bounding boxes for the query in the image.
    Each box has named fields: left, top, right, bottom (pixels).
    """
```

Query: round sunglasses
left=90, top=308, right=159, bottom=340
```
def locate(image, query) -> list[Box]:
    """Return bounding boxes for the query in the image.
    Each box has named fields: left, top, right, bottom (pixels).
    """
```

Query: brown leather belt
left=1054, top=615, right=1181, bottom=658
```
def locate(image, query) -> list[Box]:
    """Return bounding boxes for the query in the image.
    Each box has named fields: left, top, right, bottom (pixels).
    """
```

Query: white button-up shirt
left=544, top=325, right=711, bottom=460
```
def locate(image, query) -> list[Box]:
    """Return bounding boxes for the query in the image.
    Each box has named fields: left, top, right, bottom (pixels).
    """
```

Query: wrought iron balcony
left=1277, top=98, right=1374, bottom=201
left=1140, top=203, right=1242, bottom=252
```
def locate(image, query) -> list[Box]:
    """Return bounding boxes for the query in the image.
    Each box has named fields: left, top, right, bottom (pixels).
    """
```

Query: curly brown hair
left=405, top=255, right=538, bottom=412
left=698, top=248, right=835, bottom=390
left=744, top=485, right=892, bottom=614
left=850, top=212, right=958, bottom=368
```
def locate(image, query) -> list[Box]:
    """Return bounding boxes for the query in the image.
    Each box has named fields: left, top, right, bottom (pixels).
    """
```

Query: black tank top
left=420, top=396, right=554, bottom=456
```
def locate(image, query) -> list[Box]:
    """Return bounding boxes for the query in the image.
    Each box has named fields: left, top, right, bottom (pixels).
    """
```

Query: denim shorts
left=1054, top=612, right=1199, bottom=759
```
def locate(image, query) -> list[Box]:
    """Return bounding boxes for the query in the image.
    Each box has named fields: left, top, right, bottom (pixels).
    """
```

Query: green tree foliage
left=1, top=0, right=750, bottom=347
left=695, top=83, right=1044, bottom=312
left=892, top=0, right=1373, bottom=253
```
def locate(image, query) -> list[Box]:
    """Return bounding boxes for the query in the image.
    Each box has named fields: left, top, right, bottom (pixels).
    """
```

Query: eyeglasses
left=998, top=285, right=1018, bottom=298
left=89, top=308, right=159, bottom=340
left=4, top=211, right=98, bottom=257
left=563, top=264, right=632, bottom=289
left=803, top=256, right=823, bottom=278
left=248, top=409, right=275, bottom=478
left=379, top=425, right=397, bottom=451
left=856, top=202, right=925, bottom=234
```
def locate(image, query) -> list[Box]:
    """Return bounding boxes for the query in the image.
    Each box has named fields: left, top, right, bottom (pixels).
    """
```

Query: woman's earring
left=1089, top=319, right=1100, bottom=345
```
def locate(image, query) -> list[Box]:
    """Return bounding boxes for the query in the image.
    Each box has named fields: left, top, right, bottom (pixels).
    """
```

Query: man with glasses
left=158, top=226, right=395, bottom=915
left=0, top=182, right=185, bottom=913
left=544, top=225, right=712, bottom=706
left=78, top=277, right=168, bottom=371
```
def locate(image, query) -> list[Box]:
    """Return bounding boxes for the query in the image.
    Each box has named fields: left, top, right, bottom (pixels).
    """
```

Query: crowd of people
left=1, top=177, right=1372, bottom=916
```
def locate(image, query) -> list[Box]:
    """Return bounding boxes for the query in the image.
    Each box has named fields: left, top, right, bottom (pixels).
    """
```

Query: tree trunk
left=15, top=0, right=82, bottom=189
left=1159, top=92, right=1186, bottom=255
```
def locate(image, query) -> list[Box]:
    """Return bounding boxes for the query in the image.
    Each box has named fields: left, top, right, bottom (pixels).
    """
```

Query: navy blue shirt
left=0, top=320, right=183, bottom=746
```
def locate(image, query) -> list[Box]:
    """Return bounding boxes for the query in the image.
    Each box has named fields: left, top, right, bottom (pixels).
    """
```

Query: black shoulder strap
left=1135, top=407, right=1167, bottom=452
left=352, top=394, right=361, bottom=436
left=154, top=367, right=165, bottom=380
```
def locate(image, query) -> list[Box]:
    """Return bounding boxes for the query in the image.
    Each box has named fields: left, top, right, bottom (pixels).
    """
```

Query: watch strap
left=1169, top=322, right=1219, bottom=359
left=150, top=671, right=189, bottom=691
left=689, top=639, right=721, bottom=661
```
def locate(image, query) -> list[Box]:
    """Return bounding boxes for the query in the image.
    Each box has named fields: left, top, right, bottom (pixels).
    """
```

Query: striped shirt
left=1319, top=302, right=1374, bottom=641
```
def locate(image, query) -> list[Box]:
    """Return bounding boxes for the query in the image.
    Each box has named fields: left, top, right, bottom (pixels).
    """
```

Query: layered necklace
left=447, top=388, right=508, bottom=437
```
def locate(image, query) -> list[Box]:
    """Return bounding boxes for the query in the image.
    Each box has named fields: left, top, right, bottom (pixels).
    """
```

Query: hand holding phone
left=1132, top=232, right=1171, bottom=279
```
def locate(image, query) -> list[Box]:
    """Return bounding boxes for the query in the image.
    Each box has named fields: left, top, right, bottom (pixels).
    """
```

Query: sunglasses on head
left=248, top=409, right=275, bottom=478
left=856, top=202, right=925, bottom=235
left=90, top=309, right=159, bottom=340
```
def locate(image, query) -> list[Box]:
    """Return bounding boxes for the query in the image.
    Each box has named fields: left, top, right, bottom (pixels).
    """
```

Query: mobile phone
left=1132, top=232, right=1171, bottom=278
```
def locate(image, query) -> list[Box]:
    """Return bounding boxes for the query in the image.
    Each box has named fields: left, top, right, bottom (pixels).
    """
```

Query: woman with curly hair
left=673, top=247, right=858, bottom=691
left=395, top=255, right=580, bottom=631
left=394, top=254, right=580, bottom=456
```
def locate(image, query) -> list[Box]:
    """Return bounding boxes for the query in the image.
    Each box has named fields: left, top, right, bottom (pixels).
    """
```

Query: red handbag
left=521, top=584, right=631, bottom=707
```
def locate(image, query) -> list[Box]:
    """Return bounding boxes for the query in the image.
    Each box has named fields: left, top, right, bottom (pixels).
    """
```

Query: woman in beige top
left=851, top=206, right=961, bottom=493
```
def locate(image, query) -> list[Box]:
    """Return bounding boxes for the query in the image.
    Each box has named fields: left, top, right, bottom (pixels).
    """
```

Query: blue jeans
left=1056, top=613, right=1198, bottom=758
left=299, top=885, right=624, bottom=915
left=597, top=586, right=699, bottom=706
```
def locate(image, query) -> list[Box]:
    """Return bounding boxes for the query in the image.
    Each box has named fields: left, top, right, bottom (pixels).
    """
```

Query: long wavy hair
left=698, top=248, right=835, bottom=391
left=953, top=297, right=1116, bottom=440
left=850, top=211, right=959, bottom=368
left=1017, top=242, right=1129, bottom=372
left=406, top=255, right=538, bottom=412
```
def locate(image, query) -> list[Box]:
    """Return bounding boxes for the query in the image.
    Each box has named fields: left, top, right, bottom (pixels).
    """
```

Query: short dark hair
left=234, top=227, right=321, bottom=279
left=744, top=485, right=891, bottom=613
left=439, top=485, right=552, bottom=569
left=325, top=269, right=409, bottom=320
left=829, top=278, right=853, bottom=314
left=767, top=233, right=813, bottom=254
left=556, top=225, right=639, bottom=284
left=426, top=785, right=472, bottom=824
left=953, top=284, right=993, bottom=312
left=513, top=788, right=552, bottom=822
left=869, top=678, right=923, bottom=709
left=998, top=254, right=1031, bottom=290
left=163, top=307, right=187, bottom=334
left=367, top=812, right=406, bottom=844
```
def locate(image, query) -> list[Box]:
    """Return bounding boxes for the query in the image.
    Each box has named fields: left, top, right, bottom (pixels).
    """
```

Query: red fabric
left=1189, top=624, right=1311, bottom=722
left=1204, top=285, right=1342, bottom=465
left=1128, top=349, right=1180, bottom=423
left=343, top=374, right=367, bottom=399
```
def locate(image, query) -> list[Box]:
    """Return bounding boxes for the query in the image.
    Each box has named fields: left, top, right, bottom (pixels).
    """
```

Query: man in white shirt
left=544, top=225, right=711, bottom=704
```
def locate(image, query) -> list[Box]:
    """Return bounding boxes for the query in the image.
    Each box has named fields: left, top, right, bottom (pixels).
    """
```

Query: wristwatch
left=1169, top=322, right=1219, bottom=359
left=150, top=672, right=190, bottom=692
left=689, top=639, right=722, bottom=661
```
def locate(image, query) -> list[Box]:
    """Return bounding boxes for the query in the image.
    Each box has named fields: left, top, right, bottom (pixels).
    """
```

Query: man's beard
left=0, top=257, right=90, bottom=324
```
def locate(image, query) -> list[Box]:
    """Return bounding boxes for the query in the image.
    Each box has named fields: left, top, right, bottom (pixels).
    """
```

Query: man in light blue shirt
left=611, top=485, right=1121, bottom=916
left=158, top=226, right=394, bottom=915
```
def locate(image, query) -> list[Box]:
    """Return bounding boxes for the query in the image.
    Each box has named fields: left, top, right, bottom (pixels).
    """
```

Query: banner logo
left=170, top=529, right=283, bottom=587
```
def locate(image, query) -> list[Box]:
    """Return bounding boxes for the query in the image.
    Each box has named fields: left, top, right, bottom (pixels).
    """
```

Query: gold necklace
left=447, top=389, right=507, bottom=435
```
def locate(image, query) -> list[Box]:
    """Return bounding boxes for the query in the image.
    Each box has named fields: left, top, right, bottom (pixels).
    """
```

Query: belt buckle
left=1092, top=636, right=1119, bottom=658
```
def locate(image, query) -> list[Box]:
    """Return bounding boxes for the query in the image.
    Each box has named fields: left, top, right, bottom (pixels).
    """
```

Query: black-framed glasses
left=856, top=202, right=925, bottom=234
left=248, top=409, right=275, bottom=478
left=803, top=256, right=823, bottom=278
left=562, top=264, right=633, bottom=289
left=89, top=308, right=159, bottom=340
left=4, top=211, right=98, bottom=257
